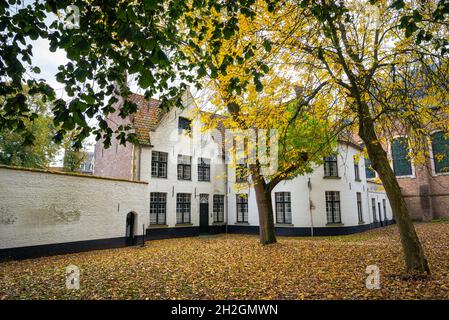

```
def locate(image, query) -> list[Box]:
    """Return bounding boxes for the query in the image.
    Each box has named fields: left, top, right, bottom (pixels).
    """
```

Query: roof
left=127, top=93, right=164, bottom=145
left=128, top=93, right=227, bottom=148
left=337, top=130, right=364, bottom=151
left=0, top=164, right=148, bottom=184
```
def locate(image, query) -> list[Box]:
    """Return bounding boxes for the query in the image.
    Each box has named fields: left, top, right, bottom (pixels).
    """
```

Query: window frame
left=378, top=202, right=382, bottom=222
left=365, top=157, right=376, bottom=179
left=150, top=192, right=167, bottom=225
left=235, top=163, right=248, bottom=183
left=325, top=191, right=341, bottom=224
left=176, top=193, right=191, bottom=224
left=323, top=155, right=339, bottom=177
left=213, top=194, right=225, bottom=223
left=177, top=154, right=192, bottom=180
left=356, top=192, right=364, bottom=223
left=354, top=157, right=360, bottom=181
left=430, top=131, right=449, bottom=175
left=371, top=198, right=378, bottom=222
left=236, top=194, right=248, bottom=223
left=178, top=116, right=192, bottom=133
left=151, top=151, right=168, bottom=178
left=275, top=192, right=292, bottom=224
left=391, top=137, right=414, bottom=177
left=198, top=157, right=211, bottom=182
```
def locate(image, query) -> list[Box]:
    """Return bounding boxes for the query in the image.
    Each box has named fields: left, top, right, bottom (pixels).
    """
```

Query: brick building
left=365, top=134, right=449, bottom=221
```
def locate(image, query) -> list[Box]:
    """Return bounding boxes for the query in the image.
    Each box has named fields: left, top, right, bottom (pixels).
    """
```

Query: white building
left=0, top=90, right=394, bottom=260
left=94, top=91, right=394, bottom=239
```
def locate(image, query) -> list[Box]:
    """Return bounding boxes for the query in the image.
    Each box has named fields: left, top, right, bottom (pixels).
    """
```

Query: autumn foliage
left=1, top=222, right=449, bottom=299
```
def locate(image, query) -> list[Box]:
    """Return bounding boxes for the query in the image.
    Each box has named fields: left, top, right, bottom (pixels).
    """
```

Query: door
left=126, top=212, right=135, bottom=246
left=199, top=194, right=209, bottom=234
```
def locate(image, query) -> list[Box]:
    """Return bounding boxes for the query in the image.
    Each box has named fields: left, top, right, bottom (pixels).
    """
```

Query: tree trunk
left=254, top=182, right=277, bottom=245
left=251, top=165, right=277, bottom=245
left=359, top=110, right=430, bottom=275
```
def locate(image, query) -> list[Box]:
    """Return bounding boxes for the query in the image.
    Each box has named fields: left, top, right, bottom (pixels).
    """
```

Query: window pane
left=178, top=117, right=192, bottom=131
left=365, top=157, right=376, bottom=178
left=392, top=137, right=412, bottom=176
left=324, top=155, right=338, bottom=177
left=152, top=151, right=168, bottom=178
left=213, top=195, right=224, bottom=222
left=275, top=192, right=291, bottom=224
left=236, top=194, right=248, bottom=222
left=325, top=191, right=340, bottom=223
left=150, top=192, right=166, bottom=225
left=432, top=132, right=449, bottom=173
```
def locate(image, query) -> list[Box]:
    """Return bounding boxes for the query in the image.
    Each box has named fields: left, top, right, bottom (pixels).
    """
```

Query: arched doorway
left=126, top=212, right=136, bottom=246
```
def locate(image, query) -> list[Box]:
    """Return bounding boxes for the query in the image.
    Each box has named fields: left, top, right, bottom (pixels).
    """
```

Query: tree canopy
left=0, top=0, right=265, bottom=148
left=0, top=90, right=59, bottom=168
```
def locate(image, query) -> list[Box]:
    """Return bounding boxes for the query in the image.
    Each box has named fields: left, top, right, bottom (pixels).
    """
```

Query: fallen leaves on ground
left=1, top=221, right=449, bottom=299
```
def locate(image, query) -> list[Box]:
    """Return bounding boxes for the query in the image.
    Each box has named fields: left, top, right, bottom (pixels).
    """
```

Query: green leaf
left=391, top=0, right=405, bottom=9
left=139, top=70, right=155, bottom=88
left=261, top=64, right=269, bottom=74
left=263, top=39, right=272, bottom=52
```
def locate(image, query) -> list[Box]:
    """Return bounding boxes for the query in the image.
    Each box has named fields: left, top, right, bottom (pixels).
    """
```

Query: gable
left=127, top=93, right=164, bottom=145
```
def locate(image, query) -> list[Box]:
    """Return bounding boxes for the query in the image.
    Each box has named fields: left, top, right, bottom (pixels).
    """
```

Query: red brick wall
left=93, top=99, right=135, bottom=180
left=398, top=159, right=449, bottom=220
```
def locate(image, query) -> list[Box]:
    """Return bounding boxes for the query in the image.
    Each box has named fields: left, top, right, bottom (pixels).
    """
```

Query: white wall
left=0, top=166, right=149, bottom=249
left=227, top=143, right=392, bottom=228
left=141, top=93, right=227, bottom=227
left=367, top=182, right=393, bottom=223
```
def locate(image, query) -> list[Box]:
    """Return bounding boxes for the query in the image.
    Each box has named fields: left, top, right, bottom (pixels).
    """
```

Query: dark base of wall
left=0, top=237, right=126, bottom=261
left=146, top=226, right=199, bottom=240
left=227, top=220, right=395, bottom=237
left=1, top=221, right=395, bottom=261
left=145, top=225, right=228, bottom=240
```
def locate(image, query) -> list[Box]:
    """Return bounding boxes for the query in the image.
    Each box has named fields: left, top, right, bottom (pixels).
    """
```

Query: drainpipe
left=366, top=183, right=372, bottom=229
left=308, top=177, right=314, bottom=237
left=137, top=145, right=142, bottom=181
left=225, top=160, right=229, bottom=235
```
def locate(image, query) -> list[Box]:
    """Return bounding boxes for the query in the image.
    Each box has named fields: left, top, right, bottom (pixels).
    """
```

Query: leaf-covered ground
left=1, top=222, right=449, bottom=299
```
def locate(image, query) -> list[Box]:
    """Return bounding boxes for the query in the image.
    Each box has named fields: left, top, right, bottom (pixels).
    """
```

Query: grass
left=1, top=222, right=449, bottom=299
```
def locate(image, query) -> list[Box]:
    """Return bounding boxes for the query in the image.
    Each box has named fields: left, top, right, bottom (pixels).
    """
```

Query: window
left=150, top=192, right=166, bottom=225
left=236, top=164, right=248, bottom=183
left=365, top=157, right=376, bottom=178
left=382, top=199, right=387, bottom=221
left=354, top=157, right=360, bottom=181
left=151, top=151, right=168, bottom=178
left=275, top=192, right=292, bottom=224
left=176, top=193, right=191, bottom=224
left=178, top=117, right=192, bottom=133
left=357, top=192, right=364, bottom=223
left=236, top=194, right=248, bottom=223
left=198, top=157, right=211, bottom=181
left=177, top=154, right=191, bottom=180
left=372, top=198, right=378, bottom=222
left=213, top=195, right=225, bottom=223
left=325, top=191, right=341, bottom=223
left=391, top=137, right=412, bottom=176
left=378, top=202, right=382, bottom=222
left=324, top=155, right=338, bottom=177
left=431, top=131, right=449, bottom=174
